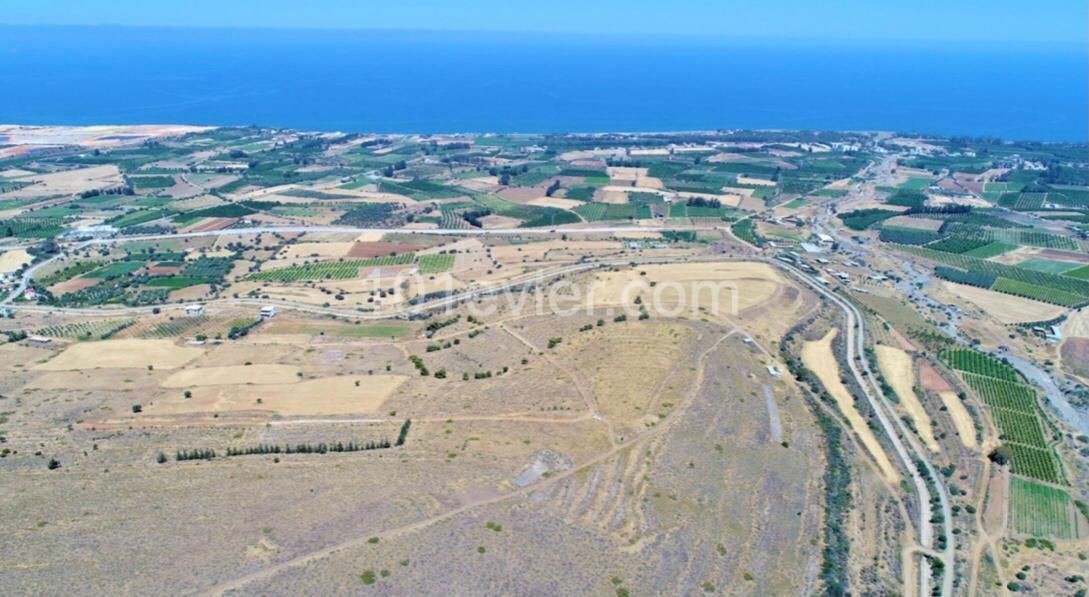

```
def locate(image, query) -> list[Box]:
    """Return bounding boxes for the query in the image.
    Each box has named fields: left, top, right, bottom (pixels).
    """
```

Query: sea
left=0, top=26, right=1086, bottom=142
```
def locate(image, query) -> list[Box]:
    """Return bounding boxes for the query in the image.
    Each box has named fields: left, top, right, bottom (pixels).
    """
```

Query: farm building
left=184, top=305, right=205, bottom=317
left=27, top=335, right=52, bottom=346
left=259, top=306, right=277, bottom=320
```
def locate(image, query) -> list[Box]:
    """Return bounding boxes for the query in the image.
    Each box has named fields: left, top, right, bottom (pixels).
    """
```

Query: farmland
left=1009, top=478, right=1082, bottom=540
left=940, top=349, right=1065, bottom=484
left=249, top=254, right=415, bottom=281
left=35, top=319, right=133, bottom=340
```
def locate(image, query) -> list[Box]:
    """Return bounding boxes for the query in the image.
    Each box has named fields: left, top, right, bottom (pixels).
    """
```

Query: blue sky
left=2, top=0, right=1086, bottom=45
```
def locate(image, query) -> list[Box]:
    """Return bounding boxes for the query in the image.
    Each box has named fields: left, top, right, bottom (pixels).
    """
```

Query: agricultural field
left=940, top=349, right=1065, bottom=484
left=249, top=254, right=415, bottom=281
left=1009, top=478, right=1083, bottom=540
left=4, top=126, right=1088, bottom=596
left=34, top=319, right=133, bottom=340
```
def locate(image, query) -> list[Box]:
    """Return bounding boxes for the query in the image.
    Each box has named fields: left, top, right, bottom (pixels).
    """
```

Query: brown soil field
left=918, top=361, right=952, bottom=392
left=937, top=391, right=978, bottom=450
left=875, top=345, right=938, bottom=452
left=147, top=375, right=405, bottom=416
left=802, top=329, right=899, bottom=483
left=34, top=339, right=203, bottom=371
left=180, top=217, right=237, bottom=233
left=883, top=215, right=944, bottom=231
left=1060, top=338, right=1089, bottom=380
left=347, top=241, right=425, bottom=258
left=161, top=364, right=302, bottom=388
left=48, top=277, right=100, bottom=295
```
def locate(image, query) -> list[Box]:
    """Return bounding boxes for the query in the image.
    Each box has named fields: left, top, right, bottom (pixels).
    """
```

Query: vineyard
left=35, top=319, right=134, bottom=340
left=939, top=223, right=1080, bottom=251
left=417, top=254, right=454, bottom=274
left=249, top=254, right=415, bottom=281
left=940, top=349, right=1065, bottom=484
left=1009, top=478, right=1081, bottom=540
left=897, top=246, right=1089, bottom=306
left=940, top=349, right=1022, bottom=382
left=0, top=217, right=66, bottom=239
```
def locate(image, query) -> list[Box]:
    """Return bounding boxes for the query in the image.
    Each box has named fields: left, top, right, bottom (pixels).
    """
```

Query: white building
left=184, top=304, right=205, bottom=317
left=259, top=306, right=277, bottom=320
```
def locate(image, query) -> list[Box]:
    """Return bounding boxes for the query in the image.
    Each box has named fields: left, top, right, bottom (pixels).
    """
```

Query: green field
left=1067, top=265, right=1089, bottom=280
left=898, top=177, right=932, bottom=191
left=417, top=254, right=455, bottom=274
left=249, top=255, right=415, bottom=281
left=782, top=198, right=807, bottom=209
left=962, top=242, right=1017, bottom=259
left=940, top=349, right=1022, bottom=382
left=941, top=348, right=1064, bottom=484
left=85, top=261, right=145, bottom=279
left=1017, top=258, right=1085, bottom=275
left=1009, top=478, right=1081, bottom=540
left=35, top=319, right=133, bottom=340
left=144, top=276, right=211, bottom=289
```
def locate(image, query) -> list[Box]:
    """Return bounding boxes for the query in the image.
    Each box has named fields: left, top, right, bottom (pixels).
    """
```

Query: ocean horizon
left=0, top=25, right=1086, bottom=143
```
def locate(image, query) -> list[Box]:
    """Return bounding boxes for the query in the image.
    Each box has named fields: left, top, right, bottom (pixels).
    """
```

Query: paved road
left=780, top=262, right=954, bottom=597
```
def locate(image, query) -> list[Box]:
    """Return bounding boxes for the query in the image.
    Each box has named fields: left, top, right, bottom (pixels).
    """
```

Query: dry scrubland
left=0, top=258, right=832, bottom=595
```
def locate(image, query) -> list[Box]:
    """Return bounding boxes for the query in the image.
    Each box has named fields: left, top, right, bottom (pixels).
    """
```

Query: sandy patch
left=351, top=232, right=384, bottom=242
left=0, top=249, right=33, bottom=274
left=883, top=216, right=944, bottom=232
left=34, top=339, right=203, bottom=371
left=277, top=241, right=356, bottom=260
left=598, top=190, right=628, bottom=204
left=876, top=345, right=939, bottom=452
left=926, top=195, right=991, bottom=208
left=161, top=364, right=301, bottom=388
left=802, top=329, right=899, bottom=483
left=938, top=281, right=1068, bottom=323
left=736, top=176, right=776, bottom=187
left=24, top=370, right=161, bottom=391
left=581, top=261, right=784, bottom=316
left=2, top=164, right=124, bottom=198
left=148, top=375, right=405, bottom=416
left=1063, top=308, right=1089, bottom=339
left=938, top=391, right=978, bottom=450
left=480, top=214, right=522, bottom=229
left=527, top=197, right=584, bottom=210
left=347, top=241, right=424, bottom=258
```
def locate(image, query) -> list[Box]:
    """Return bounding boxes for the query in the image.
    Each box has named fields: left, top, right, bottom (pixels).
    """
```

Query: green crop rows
left=36, top=319, right=134, bottom=340
left=418, top=254, right=454, bottom=274
left=1009, top=477, right=1080, bottom=540
left=992, top=408, right=1048, bottom=447
left=961, top=373, right=1037, bottom=413
left=940, top=349, right=1021, bottom=381
left=249, top=254, right=415, bottom=281
left=898, top=246, right=1088, bottom=306
left=941, top=349, right=1064, bottom=484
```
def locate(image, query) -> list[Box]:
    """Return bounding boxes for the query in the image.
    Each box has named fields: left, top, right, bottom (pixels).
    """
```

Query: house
left=27, top=335, right=52, bottom=346
left=766, top=365, right=782, bottom=378
left=184, top=304, right=205, bottom=317
left=812, top=232, right=835, bottom=246
left=259, top=306, right=277, bottom=320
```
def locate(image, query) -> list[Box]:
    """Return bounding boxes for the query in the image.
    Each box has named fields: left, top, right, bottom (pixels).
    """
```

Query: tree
left=47, top=458, right=61, bottom=470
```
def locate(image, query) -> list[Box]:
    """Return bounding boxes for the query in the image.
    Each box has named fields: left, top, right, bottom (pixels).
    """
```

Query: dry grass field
left=802, top=329, right=899, bottom=483
left=0, top=253, right=834, bottom=595
left=875, top=344, right=939, bottom=452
